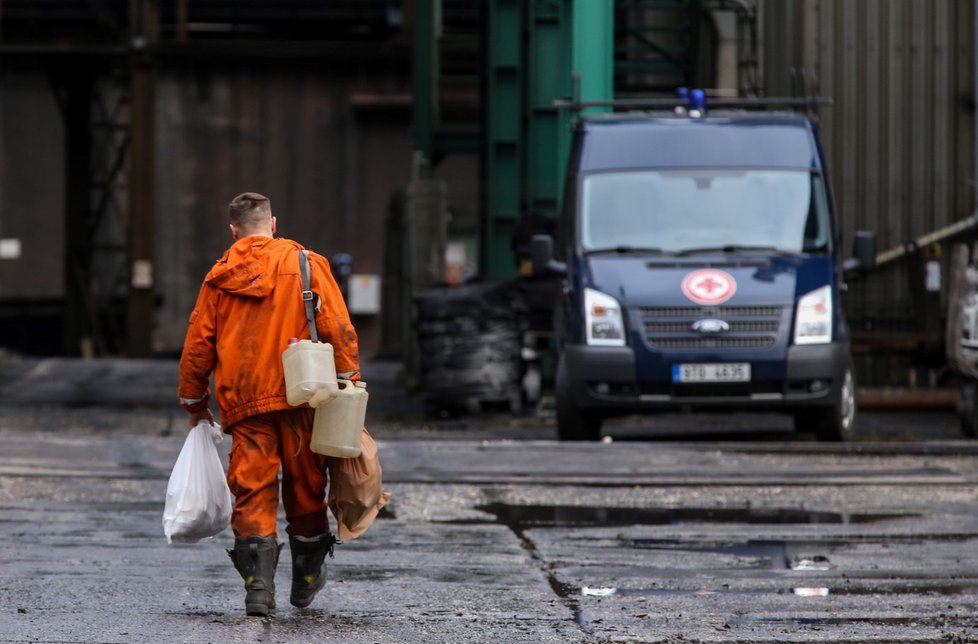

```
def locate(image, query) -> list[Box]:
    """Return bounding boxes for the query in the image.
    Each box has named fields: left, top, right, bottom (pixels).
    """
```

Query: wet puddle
left=570, top=584, right=976, bottom=598
left=476, top=503, right=914, bottom=529
left=629, top=539, right=834, bottom=570
left=732, top=616, right=935, bottom=627
left=632, top=539, right=793, bottom=569
left=470, top=503, right=974, bottom=620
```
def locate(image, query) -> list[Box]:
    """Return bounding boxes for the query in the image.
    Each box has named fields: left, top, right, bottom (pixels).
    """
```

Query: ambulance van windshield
left=581, top=169, right=831, bottom=255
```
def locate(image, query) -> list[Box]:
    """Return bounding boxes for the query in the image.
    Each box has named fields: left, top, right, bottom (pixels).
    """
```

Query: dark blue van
left=533, top=96, right=876, bottom=441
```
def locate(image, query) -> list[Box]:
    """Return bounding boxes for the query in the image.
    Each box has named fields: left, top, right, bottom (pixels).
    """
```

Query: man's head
left=228, top=192, right=276, bottom=240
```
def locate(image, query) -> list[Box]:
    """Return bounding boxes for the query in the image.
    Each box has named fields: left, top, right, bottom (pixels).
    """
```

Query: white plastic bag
left=162, top=420, right=233, bottom=544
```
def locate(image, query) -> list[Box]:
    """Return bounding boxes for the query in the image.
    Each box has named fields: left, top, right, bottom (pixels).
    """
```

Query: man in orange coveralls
left=178, top=192, right=362, bottom=617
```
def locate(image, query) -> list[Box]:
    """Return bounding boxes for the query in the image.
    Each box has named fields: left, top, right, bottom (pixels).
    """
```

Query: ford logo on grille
left=691, top=319, right=730, bottom=334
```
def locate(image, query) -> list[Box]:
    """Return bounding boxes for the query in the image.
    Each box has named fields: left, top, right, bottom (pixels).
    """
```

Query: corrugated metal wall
left=0, top=65, right=417, bottom=358
left=763, top=0, right=976, bottom=384
left=153, top=67, right=414, bottom=356
left=0, top=72, right=64, bottom=299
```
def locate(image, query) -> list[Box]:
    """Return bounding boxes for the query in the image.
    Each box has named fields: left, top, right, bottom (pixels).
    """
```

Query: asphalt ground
left=2, top=356, right=978, bottom=643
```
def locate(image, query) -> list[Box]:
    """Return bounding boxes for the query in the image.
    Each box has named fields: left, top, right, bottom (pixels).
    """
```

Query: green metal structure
left=485, top=0, right=618, bottom=279
left=412, top=0, right=701, bottom=279
left=484, top=0, right=524, bottom=278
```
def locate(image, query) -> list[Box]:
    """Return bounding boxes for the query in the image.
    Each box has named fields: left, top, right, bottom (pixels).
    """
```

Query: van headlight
left=794, top=285, right=832, bottom=345
left=585, top=288, right=626, bottom=346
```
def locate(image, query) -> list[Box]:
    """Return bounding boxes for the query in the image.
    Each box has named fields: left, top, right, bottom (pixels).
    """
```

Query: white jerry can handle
left=310, top=378, right=358, bottom=407
left=309, top=383, right=339, bottom=408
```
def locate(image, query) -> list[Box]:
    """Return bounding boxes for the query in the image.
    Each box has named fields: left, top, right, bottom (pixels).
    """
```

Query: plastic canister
left=310, top=380, right=368, bottom=458
left=281, top=338, right=338, bottom=407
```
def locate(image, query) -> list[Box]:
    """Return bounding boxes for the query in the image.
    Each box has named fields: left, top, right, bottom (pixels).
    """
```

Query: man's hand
left=188, top=408, right=215, bottom=429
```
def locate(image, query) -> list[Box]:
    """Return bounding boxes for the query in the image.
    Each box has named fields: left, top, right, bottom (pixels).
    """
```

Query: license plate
left=672, top=363, right=751, bottom=383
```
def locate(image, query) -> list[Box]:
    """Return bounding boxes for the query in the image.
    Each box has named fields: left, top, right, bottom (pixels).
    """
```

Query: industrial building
left=0, top=1, right=974, bottom=402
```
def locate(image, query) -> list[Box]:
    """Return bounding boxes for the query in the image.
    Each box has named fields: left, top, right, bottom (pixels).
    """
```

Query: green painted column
left=483, top=0, right=523, bottom=278
left=525, top=0, right=566, bottom=223
left=572, top=0, right=614, bottom=107
left=482, top=0, right=613, bottom=278
left=556, top=0, right=614, bottom=208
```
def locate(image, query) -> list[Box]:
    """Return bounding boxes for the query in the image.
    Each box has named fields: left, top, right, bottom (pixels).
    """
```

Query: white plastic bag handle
left=162, top=420, right=233, bottom=544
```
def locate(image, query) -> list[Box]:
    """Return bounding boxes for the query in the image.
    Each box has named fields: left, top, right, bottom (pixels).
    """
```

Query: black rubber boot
left=287, top=527, right=338, bottom=608
left=227, top=535, right=282, bottom=617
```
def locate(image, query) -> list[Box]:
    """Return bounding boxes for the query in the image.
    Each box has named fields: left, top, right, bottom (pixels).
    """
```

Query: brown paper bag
left=327, top=427, right=391, bottom=540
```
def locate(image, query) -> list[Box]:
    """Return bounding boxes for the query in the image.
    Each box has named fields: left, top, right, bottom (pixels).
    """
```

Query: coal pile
left=414, top=281, right=525, bottom=416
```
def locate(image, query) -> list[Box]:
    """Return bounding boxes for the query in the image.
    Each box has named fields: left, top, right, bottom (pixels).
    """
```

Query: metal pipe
left=873, top=213, right=978, bottom=267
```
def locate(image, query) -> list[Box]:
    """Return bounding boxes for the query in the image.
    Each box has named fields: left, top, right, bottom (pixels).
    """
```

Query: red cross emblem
left=681, top=269, right=736, bottom=305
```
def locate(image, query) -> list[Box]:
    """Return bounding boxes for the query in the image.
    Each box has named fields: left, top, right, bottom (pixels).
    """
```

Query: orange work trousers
left=227, top=408, right=330, bottom=538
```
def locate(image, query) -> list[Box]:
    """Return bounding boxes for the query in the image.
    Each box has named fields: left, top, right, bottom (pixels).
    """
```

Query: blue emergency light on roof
left=689, top=89, right=706, bottom=112
left=673, top=87, right=690, bottom=115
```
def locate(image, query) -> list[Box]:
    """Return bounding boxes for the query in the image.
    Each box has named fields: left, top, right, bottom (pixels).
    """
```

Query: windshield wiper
left=584, top=246, right=668, bottom=256
left=676, top=244, right=799, bottom=256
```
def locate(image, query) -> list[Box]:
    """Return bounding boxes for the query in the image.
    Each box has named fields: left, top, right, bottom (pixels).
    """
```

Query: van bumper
left=561, top=342, right=850, bottom=413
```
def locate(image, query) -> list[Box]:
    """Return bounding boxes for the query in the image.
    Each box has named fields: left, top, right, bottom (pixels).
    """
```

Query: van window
left=581, top=169, right=829, bottom=254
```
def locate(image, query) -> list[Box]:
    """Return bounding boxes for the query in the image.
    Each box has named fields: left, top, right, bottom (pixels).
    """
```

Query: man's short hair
left=229, top=192, right=272, bottom=229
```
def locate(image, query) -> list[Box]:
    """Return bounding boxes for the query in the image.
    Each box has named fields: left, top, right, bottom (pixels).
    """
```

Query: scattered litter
left=790, top=555, right=831, bottom=571
left=793, top=587, right=830, bottom=597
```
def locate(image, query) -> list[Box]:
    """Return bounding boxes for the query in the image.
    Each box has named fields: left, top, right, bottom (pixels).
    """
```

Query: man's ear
left=229, top=223, right=238, bottom=240
left=271, top=216, right=277, bottom=235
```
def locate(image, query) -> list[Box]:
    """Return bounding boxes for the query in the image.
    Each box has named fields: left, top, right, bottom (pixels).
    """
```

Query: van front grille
left=641, top=305, right=784, bottom=350
left=645, top=321, right=780, bottom=334
left=649, top=337, right=775, bottom=349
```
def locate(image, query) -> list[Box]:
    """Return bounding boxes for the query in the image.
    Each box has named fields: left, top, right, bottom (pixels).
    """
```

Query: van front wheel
left=555, top=358, right=602, bottom=441
left=795, top=364, right=857, bottom=441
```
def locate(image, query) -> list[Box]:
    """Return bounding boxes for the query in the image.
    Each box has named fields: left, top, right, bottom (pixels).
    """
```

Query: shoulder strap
left=298, top=250, right=320, bottom=342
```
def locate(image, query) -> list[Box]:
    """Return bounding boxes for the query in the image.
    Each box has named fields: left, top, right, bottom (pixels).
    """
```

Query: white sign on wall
left=0, top=238, right=22, bottom=260
left=348, top=274, right=381, bottom=315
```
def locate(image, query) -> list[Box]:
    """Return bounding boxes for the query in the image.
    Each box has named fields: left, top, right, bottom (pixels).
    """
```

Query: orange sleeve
left=178, top=281, right=218, bottom=410
left=309, top=252, right=360, bottom=377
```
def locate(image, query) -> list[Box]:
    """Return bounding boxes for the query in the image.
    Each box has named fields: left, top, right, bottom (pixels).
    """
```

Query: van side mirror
left=843, top=230, right=877, bottom=273
left=531, top=234, right=567, bottom=276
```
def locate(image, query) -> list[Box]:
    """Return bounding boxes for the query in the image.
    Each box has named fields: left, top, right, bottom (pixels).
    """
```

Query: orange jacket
left=178, top=236, right=359, bottom=428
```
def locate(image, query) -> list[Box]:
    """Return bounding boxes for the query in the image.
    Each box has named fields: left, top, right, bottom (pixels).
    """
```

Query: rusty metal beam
left=126, top=0, right=158, bottom=357
left=62, top=69, right=96, bottom=356
left=175, top=0, right=188, bottom=42
left=857, top=387, right=958, bottom=410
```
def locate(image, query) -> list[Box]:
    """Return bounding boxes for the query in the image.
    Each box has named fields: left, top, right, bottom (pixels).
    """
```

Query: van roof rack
left=553, top=96, right=832, bottom=114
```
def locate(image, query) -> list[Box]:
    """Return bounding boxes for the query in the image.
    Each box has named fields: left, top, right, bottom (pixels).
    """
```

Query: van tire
left=795, top=363, right=857, bottom=441
left=555, top=357, right=602, bottom=441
